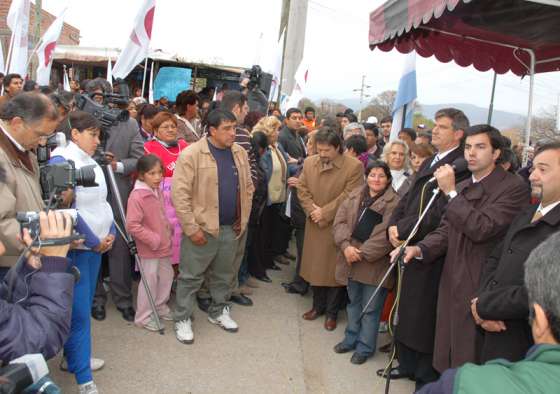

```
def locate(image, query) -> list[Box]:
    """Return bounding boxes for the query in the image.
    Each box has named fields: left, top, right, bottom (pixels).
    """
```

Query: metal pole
left=358, top=75, right=365, bottom=122
left=104, top=164, right=164, bottom=334
left=523, top=49, right=536, bottom=166
left=141, top=57, right=149, bottom=98
left=401, top=103, right=407, bottom=128
left=487, top=72, right=497, bottom=124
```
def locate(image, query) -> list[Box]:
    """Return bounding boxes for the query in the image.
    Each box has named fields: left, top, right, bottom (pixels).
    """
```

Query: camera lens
left=75, top=165, right=97, bottom=187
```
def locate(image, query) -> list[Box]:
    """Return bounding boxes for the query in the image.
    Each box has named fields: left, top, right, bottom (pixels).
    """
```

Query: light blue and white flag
left=390, top=51, right=417, bottom=141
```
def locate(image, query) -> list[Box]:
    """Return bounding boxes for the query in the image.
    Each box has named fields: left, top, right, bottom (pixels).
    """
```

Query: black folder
left=351, top=209, right=383, bottom=243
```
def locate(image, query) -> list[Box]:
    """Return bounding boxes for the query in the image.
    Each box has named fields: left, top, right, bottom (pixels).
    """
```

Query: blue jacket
left=259, top=144, right=298, bottom=206
left=0, top=257, right=74, bottom=362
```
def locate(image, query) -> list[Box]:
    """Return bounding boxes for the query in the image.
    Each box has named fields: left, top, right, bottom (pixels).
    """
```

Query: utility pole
left=353, top=75, right=371, bottom=122
left=487, top=72, right=497, bottom=124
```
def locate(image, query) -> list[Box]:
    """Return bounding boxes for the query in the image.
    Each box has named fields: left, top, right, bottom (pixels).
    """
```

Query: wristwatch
left=447, top=190, right=458, bottom=200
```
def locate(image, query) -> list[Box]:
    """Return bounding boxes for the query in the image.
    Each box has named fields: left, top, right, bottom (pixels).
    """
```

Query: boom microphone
left=427, top=158, right=468, bottom=183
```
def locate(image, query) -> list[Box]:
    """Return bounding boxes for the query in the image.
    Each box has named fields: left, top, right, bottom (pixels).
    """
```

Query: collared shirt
left=0, top=120, right=25, bottom=152
left=537, top=200, right=560, bottom=217
left=472, top=172, right=491, bottom=183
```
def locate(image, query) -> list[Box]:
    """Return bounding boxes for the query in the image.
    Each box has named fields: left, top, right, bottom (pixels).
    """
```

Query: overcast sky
left=41, top=0, right=560, bottom=116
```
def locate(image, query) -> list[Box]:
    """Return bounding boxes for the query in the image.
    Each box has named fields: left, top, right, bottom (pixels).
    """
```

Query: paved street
left=49, top=261, right=415, bottom=394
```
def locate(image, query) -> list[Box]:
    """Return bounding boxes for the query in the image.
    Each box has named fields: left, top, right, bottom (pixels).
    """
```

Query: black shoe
left=333, top=342, right=353, bottom=354
left=91, top=305, right=106, bottom=321
left=274, top=255, right=290, bottom=265
left=269, top=264, right=282, bottom=271
left=379, top=342, right=393, bottom=353
left=350, top=352, right=369, bottom=365
left=197, top=297, right=211, bottom=313
left=230, top=294, right=253, bottom=306
left=376, top=367, right=410, bottom=380
left=255, top=274, right=272, bottom=283
left=282, top=283, right=307, bottom=296
left=117, top=306, right=135, bottom=322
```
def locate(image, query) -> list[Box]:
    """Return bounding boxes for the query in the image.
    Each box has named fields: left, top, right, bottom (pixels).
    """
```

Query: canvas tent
left=368, top=0, right=560, bottom=149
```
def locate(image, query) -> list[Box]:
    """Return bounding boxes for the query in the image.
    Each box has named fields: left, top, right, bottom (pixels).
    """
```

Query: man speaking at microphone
left=396, top=124, right=529, bottom=373
left=384, top=108, right=470, bottom=390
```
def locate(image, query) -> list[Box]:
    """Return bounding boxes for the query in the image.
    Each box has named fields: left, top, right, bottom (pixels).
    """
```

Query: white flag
left=112, top=0, right=156, bottom=79
left=268, top=29, right=285, bottom=101
left=7, top=0, right=30, bottom=76
left=36, top=8, right=67, bottom=86
left=281, top=58, right=309, bottom=113
left=106, top=58, right=113, bottom=88
left=63, top=67, right=70, bottom=91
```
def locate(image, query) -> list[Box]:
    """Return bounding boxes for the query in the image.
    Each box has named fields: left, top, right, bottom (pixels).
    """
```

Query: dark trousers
left=93, top=231, right=133, bottom=309
left=290, top=226, right=309, bottom=291
left=248, top=224, right=269, bottom=277
left=312, top=286, right=346, bottom=319
left=265, top=204, right=292, bottom=257
left=397, top=340, right=439, bottom=391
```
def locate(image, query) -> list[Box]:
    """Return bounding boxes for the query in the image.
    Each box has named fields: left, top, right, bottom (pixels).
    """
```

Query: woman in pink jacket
left=126, top=154, right=174, bottom=331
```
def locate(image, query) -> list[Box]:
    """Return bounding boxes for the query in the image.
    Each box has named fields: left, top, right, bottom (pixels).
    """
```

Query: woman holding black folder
left=332, top=161, right=400, bottom=365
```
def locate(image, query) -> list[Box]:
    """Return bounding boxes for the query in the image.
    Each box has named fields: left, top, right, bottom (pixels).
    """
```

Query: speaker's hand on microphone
left=434, top=164, right=456, bottom=195
left=390, top=246, right=421, bottom=264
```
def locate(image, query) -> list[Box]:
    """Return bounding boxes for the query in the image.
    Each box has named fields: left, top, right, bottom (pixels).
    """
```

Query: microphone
left=426, top=158, right=468, bottom=184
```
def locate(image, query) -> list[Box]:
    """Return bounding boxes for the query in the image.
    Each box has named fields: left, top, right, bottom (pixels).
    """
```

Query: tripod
left=358, top=187, right=441, bottom=393
left=104, top=164, right=164, bottom=335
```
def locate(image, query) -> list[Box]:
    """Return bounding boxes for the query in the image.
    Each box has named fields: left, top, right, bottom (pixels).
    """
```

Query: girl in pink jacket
left=126, top=154, right=174, bottom=331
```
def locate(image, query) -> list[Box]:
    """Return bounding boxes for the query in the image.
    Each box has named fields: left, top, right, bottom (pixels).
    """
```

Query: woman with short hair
left=144, top=112, right=188, bottom=266
left=382, top=139, right=411, bottom=196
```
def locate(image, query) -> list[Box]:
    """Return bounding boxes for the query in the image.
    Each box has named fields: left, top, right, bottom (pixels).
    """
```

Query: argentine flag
left=390, top=51, right=417, bottom=141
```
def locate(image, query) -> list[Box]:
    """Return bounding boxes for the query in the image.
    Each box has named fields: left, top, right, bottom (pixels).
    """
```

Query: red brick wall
left=0, top=0, right=80, bottom=55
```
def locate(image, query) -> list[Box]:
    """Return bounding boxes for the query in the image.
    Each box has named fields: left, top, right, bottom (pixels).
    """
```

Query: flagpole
left=141, top=57, right=149, bottom=98
left=24, top=38, right=43, bottom=76
left=401, top=103, right=407, bottom=129
left=4, top=32, right=15, bottom=75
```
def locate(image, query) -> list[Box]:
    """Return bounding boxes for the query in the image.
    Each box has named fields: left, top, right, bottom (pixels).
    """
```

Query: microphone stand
left=358, top=187, right=441, bottom=393
left=104, top=164, right=164, bottom=335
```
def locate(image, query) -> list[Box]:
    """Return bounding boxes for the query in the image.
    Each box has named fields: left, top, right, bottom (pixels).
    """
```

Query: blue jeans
left=64, top=250, right=101, bottom=385
left=342, top=279, right=388, bottom=357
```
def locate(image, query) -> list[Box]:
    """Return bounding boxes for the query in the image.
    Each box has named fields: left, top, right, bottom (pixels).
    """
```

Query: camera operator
left=51, top=111, right=115, bottom=394
left=240, top=67, right=268, bottom=114
left=0, top=93, right=59, bottom=279
left=0, top=209, right=74, bottom=363
left=85, top=78, right=145, bottom=323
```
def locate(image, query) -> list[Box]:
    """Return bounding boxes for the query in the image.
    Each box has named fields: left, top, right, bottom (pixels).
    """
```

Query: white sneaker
left=78, top=381, right=98, bottom=394
left=60, top=358, right=104, bottom=372
left=144, top=317, right=160, bottom=332
left=175, top=319, right=194, bottom=344
left=159, top=312, right=173, bottom=321
left=208, top=306, right=238, bottom=332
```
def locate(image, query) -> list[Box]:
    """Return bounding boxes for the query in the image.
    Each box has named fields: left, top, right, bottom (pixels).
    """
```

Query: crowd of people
left=0, top=70, right=559, bottom=394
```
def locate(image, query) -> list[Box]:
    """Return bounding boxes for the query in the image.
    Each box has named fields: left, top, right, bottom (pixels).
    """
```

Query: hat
left=366, top=116, right=378, bottom=124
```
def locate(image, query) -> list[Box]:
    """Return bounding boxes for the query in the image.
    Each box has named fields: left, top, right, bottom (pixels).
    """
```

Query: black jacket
left=0, top=257, right=74, bottom=362
left=389, top=147, right=471, bottom=353
left=476, top=202, right=560, bottom=363
left=278, top=126, right=306, bottom=160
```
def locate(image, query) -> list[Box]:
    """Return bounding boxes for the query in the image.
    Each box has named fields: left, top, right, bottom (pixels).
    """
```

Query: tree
left=512, top=105, right=559, bottom=144
left=360, top=90, right=397, bottom=122
left=413, top=113, right=435, bottom=130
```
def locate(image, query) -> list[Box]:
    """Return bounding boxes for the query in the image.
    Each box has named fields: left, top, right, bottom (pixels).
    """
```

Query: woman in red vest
left=143, top=112, right=188, bottom=265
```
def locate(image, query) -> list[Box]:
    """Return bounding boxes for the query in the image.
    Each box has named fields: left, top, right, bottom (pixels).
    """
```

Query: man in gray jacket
left=88, top=79, right=144, bottom=322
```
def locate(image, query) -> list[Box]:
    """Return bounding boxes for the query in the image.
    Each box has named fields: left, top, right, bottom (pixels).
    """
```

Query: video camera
left=75, top=93, right=129, bottom=132
left=16, top=209, right=78, bottom=243
left=243, top=65, right=263, bottom=90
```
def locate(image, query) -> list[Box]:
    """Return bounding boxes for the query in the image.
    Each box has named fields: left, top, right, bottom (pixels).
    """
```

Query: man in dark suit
left=278, top=108, right=306, bottom=160
left=89, top=79, right=144, bottom=322
left=472, top=140, right=560, bottom=363
left=399, top=125, right=529, bottom=374
left=382, top=108, right=471, bottom=389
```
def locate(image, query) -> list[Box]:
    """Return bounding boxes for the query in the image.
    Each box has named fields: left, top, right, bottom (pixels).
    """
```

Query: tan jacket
left=171, top=137, right=254, bottom=239
left=297, top=153, right=364, bottom=287
left=333, top=186, right=400, bottom=288
left=0, top=126, right=44, bottom=267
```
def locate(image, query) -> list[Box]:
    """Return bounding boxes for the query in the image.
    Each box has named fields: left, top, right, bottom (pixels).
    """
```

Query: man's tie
left=531, top=209, right=543, bottom=223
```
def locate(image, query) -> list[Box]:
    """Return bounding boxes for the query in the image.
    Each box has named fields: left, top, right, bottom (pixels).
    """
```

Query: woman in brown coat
left=297, top=128, right=364, bottom=330
left=332, top=161, right=400, bottom=364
